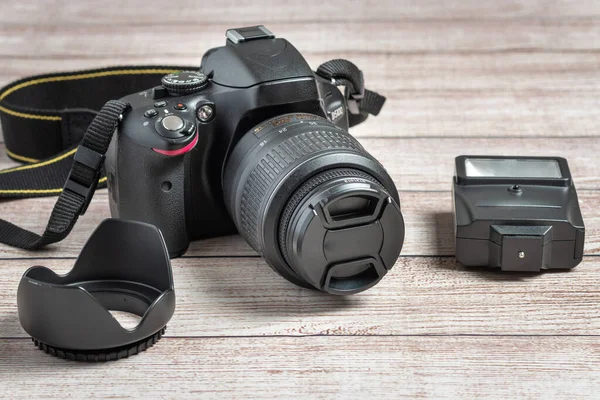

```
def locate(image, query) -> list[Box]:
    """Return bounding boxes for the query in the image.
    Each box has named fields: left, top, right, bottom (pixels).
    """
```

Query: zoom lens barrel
left=223, top=114, right=404, bottom=294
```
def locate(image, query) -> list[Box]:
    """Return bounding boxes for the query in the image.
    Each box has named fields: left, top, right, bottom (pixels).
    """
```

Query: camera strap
left=0, top=100, right=127, bottom=249
left=315, top=59, right=386, bottom=127
left=0, top=66, right=187, bottom=249
left=0, top=61, right=385, bottom=250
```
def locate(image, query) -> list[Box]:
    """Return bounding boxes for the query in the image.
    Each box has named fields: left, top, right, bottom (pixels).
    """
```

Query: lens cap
left=279, top=169, right=405, bottom=295
left=17, top=219, right=175, bottom=361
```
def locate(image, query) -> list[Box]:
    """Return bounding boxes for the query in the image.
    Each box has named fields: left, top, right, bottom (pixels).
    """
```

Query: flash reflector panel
left=464, top=158, right=562, bottom=178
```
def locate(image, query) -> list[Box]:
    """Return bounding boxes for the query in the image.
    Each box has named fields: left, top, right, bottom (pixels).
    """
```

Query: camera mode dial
left=161, top=71, right=208, bottom=95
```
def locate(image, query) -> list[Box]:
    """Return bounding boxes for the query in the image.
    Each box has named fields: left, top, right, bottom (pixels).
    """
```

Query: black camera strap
left=0, top=66, right=188, bottom=250
left=315, top=59, right=386, bottom=127
left=0, top=100, right=128, bottom=249
left=0, top=61, right=385, bottom=250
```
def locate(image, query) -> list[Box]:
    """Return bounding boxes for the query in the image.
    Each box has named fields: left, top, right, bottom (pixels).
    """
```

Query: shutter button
left=162, top=115, right=185, bottom=131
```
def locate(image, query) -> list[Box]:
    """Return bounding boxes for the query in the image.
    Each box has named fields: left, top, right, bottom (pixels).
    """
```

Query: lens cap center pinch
left=17, top=219, right=176, bottom=361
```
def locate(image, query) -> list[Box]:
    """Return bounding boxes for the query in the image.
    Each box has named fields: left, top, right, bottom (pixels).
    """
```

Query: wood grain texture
left=1, top=337, right=599, bottom=399
left=2, top=256, right=600, bottom=338
left=4, top=0, right=600, bottom=24
left=2, top=16, right=600, bottom=56
left=0, top=136, right=598, bottom=258
left=2, top=2, right=600, bottom=138
left=1, top=1, right=600, bottom=398
left=4, top=57, right=600, bottom=138
left=0, top=189, right=597, bottom=259
left=1, top=137, right=600, bottom=190
left=2, top=53, right=600, bottom=92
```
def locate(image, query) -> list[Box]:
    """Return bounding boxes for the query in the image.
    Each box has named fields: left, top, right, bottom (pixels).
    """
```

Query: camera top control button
left=174, top=103, right=187, bottom=111
left=152, top=86, right=168, bottom=99
left=182, top=121, right=196, bottom=136
left=154, top=116, right=194, bottom=139
left=154, top=101, right=167, bottom=108
left=144, top=109, right=158, bottom=118
left=162, top=115, right=185, bottom=131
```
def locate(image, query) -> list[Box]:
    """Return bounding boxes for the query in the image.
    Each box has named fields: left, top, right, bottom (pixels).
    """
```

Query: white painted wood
left=1, top=1, right=599, bottom=398
left=1, top=257, right=599, bottom=338
left=1, top=337, right=599, bottom=399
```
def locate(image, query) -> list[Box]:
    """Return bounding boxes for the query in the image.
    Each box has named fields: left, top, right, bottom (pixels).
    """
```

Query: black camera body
left=108, top=27, right=349, bottom=254
left=107, top=26, right=405, bottom=294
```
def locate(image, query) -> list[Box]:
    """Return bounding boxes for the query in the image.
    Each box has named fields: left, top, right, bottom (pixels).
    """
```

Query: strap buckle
left=63, top=145, right=105, bottom=215
left=348, top=70, right=365, bottom=100
left=341, top=70, right=364, bottom=115
left=345, top=84, right=365, bottom=116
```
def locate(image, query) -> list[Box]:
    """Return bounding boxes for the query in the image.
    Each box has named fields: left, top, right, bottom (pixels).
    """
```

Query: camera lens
left=223, top=114, right=404, bottom=294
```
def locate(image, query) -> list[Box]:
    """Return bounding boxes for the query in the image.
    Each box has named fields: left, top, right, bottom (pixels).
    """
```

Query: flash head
left=453, top=156, right=585, bottom=272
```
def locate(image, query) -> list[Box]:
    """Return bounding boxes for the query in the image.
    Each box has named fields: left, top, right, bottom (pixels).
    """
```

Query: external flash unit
left=452, top=156, right=585, bottom=272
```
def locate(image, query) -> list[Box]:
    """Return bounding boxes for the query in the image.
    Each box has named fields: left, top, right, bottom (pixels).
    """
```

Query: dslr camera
left=106, top=26, right=405, bottom=294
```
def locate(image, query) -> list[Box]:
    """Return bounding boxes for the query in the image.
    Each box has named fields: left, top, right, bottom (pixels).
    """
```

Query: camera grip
left=106, top=135, right=189, bottom=257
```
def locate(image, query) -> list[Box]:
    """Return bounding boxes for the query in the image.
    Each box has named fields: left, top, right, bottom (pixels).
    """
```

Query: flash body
left=452, top=156, right=585, bottom=272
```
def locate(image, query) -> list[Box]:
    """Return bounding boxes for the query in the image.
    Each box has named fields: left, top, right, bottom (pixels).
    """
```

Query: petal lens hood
left=17, top=219, right=176, bottom=361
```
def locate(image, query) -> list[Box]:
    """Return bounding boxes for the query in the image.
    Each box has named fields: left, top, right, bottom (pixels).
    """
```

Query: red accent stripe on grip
left=152, top=133, right=198, bottom=156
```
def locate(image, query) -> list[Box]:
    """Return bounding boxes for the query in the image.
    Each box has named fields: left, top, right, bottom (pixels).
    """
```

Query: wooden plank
left=2, top=53, right=600, bottom=92
left=2, top=91, right=599, bottom=139
left=0, top=192, right=256, bottom=258
left=351, top=91, right=600, bottom=137
left=1, top=90, right=599, bottom=139
left=0, top=136, right=597, bottom=259
left=1, top=336, right=599, bottom=399
left=2, top=53, right=600, bottom=138
left=3, top=0, right=600, bottom=25
left=2, top=256, right=600, bottom=338
left=362, top=138, right=600, bottom=189
left=2, top=21, right=600, bottom=60
left=0, top=189, right=597, bottom=259
left=0, top=137, right=599, bottom=189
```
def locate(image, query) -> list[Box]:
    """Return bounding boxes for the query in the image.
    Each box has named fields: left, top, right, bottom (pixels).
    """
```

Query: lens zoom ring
left=239, top=129, right=364, bottom=251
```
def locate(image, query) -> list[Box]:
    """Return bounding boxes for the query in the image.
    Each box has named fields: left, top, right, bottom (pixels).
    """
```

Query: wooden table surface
left=1, top=1, right=599, bottom=398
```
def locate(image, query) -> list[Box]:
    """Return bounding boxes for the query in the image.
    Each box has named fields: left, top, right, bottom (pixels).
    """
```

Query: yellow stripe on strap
left=5, top=149, right=40, bottom=163
left=0, top=68, right=177, bottom=191
left=0, top=68, right=180, bottom=101
left=0, top=176, right=107, bottom=195
left=0, top=68, right=179, bottom=121
left=0, top=105, right=61, bottom=121
left=0, top=148, right=77, bottom=174
left=0, top=188, right=64, bottom=194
